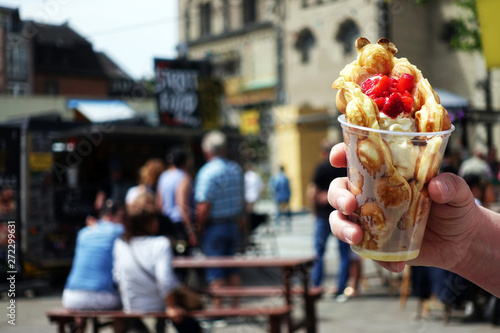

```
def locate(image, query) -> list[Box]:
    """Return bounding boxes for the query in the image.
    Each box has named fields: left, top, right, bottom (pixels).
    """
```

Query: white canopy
left=434, top=88, right=469, bottom=109
left=67, top=99, right=137, bottom=123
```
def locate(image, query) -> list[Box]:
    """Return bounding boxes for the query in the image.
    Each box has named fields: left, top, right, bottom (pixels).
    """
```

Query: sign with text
left=155, top=59, right=221, bottom=129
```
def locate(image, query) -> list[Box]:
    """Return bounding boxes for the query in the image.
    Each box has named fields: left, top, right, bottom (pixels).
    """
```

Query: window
left=335, top=19, right=360, bottom=55
left=7, top=82, right=28, bottom=96
left=6, top=36, right=28, bottom=79
left=223, top=0, right=230, bottom=32
left=294, top=28, right=316, bottom=64
left=243, top=0, right=257, bottom=25
left=199, top=2, right=211, bottom=37
left=184, top=8, right=190, bottom=41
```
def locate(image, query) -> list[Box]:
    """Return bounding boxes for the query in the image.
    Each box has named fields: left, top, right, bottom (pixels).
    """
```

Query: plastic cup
left=338, top=114, right=454, bottom=261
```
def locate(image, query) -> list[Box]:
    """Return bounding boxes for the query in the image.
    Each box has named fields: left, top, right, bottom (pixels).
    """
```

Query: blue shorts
left=202, top=223, right=239, bottom=283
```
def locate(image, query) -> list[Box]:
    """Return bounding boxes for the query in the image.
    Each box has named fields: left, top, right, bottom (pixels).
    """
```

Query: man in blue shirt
left=63, top=200, right=125, bottom=311
left=270, top=165, right=292, bottom=230
left=195, top=130, right=244, bottom=308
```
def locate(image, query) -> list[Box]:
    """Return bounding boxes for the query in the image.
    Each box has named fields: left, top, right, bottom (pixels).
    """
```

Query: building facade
left=179, top=0, right=500, bottom=209
left=0, top=6, right=31, bottom=96
left=0, top=6, right=136, bottom=99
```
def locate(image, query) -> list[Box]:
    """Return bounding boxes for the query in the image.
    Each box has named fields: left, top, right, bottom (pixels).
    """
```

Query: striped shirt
left=194, top=157, right=244, bottom=219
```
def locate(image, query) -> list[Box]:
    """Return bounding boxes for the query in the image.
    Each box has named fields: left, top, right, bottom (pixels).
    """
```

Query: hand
left=327, top=143, right=480, bottom=273
left=86, top=215, right=98, bottom=227
left=166, top=305, right=186, bottom=323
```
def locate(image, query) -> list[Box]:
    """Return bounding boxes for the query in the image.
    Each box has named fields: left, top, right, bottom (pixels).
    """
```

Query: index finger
left=330, top=143, right=347, bottom=168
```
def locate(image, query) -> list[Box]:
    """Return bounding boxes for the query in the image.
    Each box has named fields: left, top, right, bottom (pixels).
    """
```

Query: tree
left=415, top=0, right=481, bottom=52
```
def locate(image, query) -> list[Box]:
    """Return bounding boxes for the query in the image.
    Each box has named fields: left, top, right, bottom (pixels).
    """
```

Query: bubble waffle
left=333, top=38, right=452, bottom=253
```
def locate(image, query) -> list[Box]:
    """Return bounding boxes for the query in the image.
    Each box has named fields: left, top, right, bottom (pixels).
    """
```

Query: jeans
left=202, top=223, right=239, bottom=283
left=275, top=200, right=291, bottom=227
left=311, top=216, right=350, bottom=292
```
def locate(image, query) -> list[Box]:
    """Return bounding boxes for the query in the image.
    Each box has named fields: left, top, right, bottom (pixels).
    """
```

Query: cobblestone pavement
left=1, top=201, right=498, bottom=332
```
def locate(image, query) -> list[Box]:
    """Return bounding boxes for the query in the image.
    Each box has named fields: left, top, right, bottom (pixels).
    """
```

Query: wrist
left=452, top=207, right=500, bottom=296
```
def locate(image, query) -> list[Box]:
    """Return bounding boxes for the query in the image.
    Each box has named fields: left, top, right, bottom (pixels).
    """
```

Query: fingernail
left=337, top=196, right=346, bottom=213
left=436, top=179, right=450, bottom=199
left=343, top=227, right=354, bottom=243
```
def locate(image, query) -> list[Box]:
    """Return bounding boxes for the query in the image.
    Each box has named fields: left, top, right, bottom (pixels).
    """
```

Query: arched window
left=335, top=19, right=360, bottom=55
left=294, top=27, right=316, bottom=64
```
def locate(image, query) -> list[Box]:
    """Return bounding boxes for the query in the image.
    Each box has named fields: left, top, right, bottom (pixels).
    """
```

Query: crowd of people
left=63, top=128, right=500, bottom=330
left=63, top=130, right=251, bottom=333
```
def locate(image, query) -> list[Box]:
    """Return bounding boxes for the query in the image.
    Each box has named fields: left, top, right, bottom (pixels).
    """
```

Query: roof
left=67, top=99, right=138, bottom=123
left=30, top=22, right=104, bottom=76
left=95, top=52, right=133, bottom=81
left=30, top=22, right=90, bottom=47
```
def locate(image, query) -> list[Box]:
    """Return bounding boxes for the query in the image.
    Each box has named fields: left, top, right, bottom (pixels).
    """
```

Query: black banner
left=155, top=58, right=221, bottom=129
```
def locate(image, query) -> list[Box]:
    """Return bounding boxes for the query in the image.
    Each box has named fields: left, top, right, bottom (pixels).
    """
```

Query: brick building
left=0, top=6, right=134, bottom=98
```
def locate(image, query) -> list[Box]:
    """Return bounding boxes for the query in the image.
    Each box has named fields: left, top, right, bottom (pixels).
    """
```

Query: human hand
left=327, top=143, right=480, bottom=273
left=86, top=215, right=98, bottom=227
left=166, top=305, right=186, bottom=323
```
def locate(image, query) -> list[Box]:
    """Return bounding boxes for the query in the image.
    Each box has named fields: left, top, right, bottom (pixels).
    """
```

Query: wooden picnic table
left=172, top=256, right=318, bottom=333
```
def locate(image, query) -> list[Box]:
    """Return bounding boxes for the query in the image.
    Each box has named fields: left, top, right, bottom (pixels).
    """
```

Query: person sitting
left=63, top=199, right=125, bottom=310
left=113, top=193, right=201, bottom=333
left=62, top=200, right=125, bottom=330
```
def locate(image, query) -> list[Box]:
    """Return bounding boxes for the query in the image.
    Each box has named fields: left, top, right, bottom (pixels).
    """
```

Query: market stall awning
left=434, top=88, right=469, bottom=109
left=67, top=99, right=138, bottom=123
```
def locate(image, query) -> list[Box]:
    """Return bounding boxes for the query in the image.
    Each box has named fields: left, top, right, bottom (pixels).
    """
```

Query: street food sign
left=155, top=59, right=221, bottom=128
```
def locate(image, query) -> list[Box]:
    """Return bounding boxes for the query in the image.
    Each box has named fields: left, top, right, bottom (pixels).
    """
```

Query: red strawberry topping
left=361, top=74, right=415, bottom=118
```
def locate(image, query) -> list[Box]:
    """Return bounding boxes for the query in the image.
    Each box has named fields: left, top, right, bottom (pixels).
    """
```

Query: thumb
left=428, top=173, right=471, bottom=206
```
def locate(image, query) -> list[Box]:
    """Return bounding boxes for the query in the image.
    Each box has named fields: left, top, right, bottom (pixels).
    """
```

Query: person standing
left=270, top=165, right=292, bottom=230
left=157, top=148, right=197, bottom=254
left=125, top=158, right=166, bottom=210
left=194, top=130, right=245, bottom=308
left=94, top=157, right=132, bottom=215
left=308, top=140, right=360, bottom=300
left=244, top=162, right=264, bottom=214
left=458, top=144, right=494, bottom=180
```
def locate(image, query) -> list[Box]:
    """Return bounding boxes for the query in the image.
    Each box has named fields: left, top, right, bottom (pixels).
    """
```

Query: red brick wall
left=34, top=74, right=108, bottom=97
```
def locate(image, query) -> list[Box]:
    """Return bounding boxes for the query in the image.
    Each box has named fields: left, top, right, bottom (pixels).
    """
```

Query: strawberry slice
left=400, top=91, right=413, bottom=113
left=374, top=97, right=386, bottom=111
left=384, top=93, right=405, bottom=118
left=398, top=74, right=414, bottom=93
left=361, top=74, right=391, bottom=98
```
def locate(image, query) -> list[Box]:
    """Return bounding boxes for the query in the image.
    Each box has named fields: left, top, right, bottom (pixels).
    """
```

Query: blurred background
left=0, top=0, right=498, bottom=284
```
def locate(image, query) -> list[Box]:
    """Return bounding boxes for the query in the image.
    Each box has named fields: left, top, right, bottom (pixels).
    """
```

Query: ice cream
left=333, top=37, right=454, bottom=261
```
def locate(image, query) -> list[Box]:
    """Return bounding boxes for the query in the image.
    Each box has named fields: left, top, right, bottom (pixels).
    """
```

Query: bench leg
left=269, top=314, right=283, bottom=333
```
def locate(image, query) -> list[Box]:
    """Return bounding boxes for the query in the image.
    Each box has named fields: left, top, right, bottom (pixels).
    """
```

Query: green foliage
left=414, top=0, right=481, bottom=52
left=451, top=0, right=481, bottom=51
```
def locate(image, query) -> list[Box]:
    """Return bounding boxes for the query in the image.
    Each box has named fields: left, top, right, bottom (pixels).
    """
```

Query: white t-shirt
left=113, top=236, right=178, bottom=312
left=245, top=170, right=263, bottom=204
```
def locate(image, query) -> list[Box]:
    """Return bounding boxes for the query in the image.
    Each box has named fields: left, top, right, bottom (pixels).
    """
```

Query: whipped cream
left=378, top=114, right=420, bottom=179
left=379, top=114, right=417, bottom=132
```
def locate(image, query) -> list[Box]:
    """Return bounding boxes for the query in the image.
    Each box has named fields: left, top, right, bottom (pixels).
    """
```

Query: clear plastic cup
left=338, top=114, right=455, bottom=261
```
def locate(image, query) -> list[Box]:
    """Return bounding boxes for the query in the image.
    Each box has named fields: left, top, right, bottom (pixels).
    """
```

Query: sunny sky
left=1, top=0, right=179, bottom=79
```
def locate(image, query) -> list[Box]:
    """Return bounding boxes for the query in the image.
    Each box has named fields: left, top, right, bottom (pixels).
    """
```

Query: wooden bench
left=199, top=285, right=323, bottom=298
left=46, top=306, right=291, bottom=333
left=199, top=286, right=323, bottom=332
